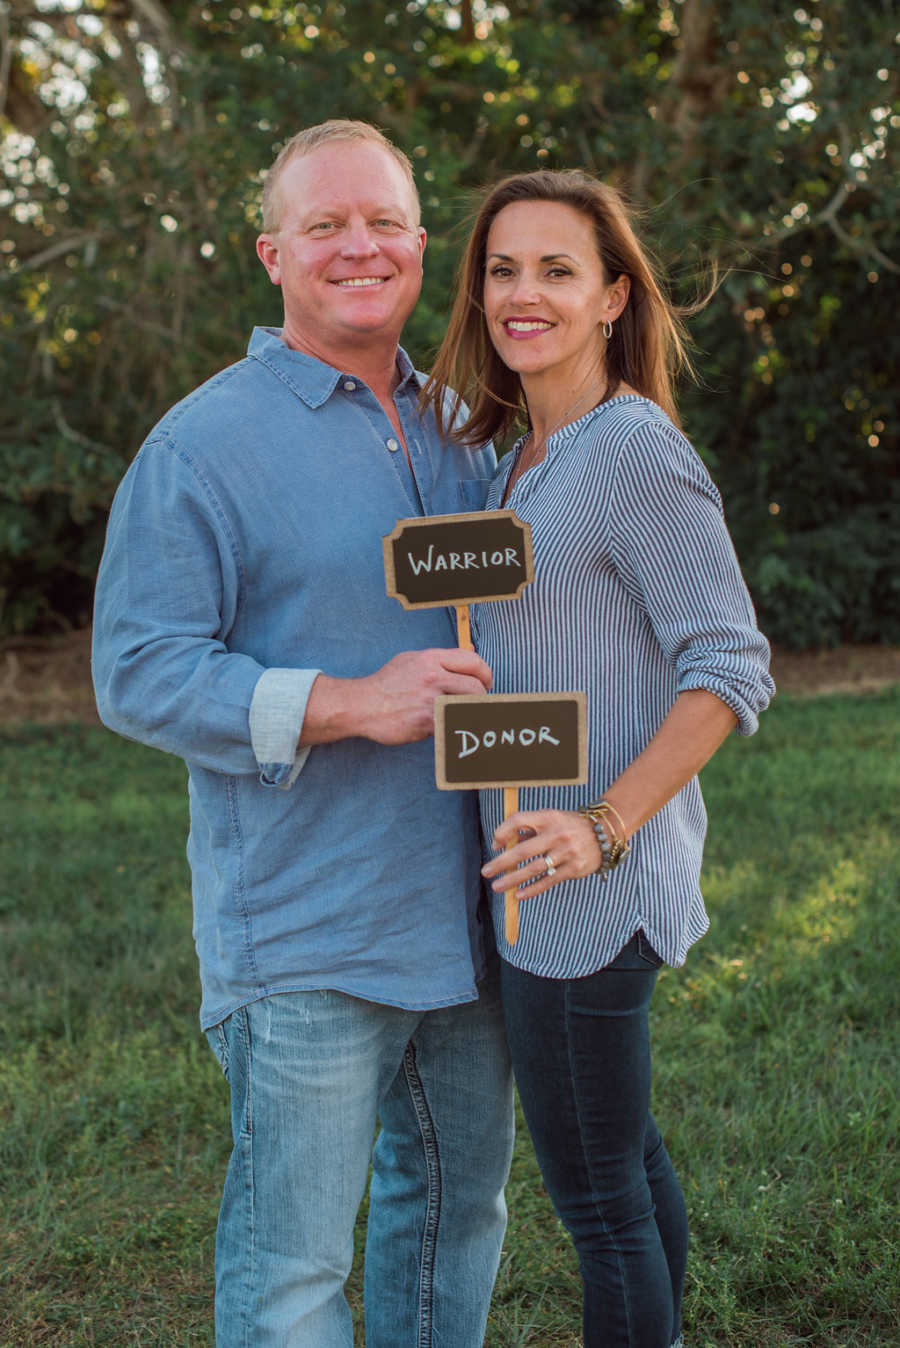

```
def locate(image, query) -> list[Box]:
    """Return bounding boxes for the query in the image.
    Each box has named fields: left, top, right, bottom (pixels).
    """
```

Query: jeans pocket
left=205, top=1021, right=231, bottom=1081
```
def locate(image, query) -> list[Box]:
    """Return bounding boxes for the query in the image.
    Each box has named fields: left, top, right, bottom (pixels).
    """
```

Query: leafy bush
left=2, top=1, right=897, bottom=648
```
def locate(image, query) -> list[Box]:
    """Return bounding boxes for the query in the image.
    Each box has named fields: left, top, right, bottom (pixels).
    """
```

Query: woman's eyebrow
left=486, top=251, right=579, bottom=262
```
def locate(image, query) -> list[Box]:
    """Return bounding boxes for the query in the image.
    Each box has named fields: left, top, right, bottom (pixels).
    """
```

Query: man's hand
left=300, top=649, right=493, bottom=747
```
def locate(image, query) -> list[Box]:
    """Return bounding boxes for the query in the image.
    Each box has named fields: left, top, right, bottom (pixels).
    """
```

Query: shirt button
left=386, top=438, right=400, bottom=452
left=343, top=379, right=356, bottom=391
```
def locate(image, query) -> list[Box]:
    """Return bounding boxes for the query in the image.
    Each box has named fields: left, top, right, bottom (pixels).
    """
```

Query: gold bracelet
left=601, top=800, right=628, bottom=844
left=579, top=798, right=629, bottom=843
left=577, top=800, right=631, bottom=875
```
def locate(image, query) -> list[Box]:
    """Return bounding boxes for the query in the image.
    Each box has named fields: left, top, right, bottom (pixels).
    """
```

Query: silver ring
left=543, top=853, right=557, bottom=877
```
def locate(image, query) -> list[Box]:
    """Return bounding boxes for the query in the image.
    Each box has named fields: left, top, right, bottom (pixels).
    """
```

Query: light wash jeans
left=205, top=965, right=514, bottom=1347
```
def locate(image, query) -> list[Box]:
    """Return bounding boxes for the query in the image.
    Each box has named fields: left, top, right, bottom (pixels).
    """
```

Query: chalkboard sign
left=383, top=510, right=533, bottom=609
left=434, top=692, right=588, bottom=790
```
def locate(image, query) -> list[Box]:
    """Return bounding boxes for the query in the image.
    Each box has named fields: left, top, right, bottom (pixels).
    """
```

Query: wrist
left=577, top=798, right=631, bottom=880
left=300, top=673, right=365, bottom=745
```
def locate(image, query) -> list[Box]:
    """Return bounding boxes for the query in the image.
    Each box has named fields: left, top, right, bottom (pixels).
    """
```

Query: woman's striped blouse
left=472, top=394, right=775, bottom=977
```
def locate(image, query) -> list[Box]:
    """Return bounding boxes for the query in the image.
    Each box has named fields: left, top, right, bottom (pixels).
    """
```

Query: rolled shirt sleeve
left=609, top=421, right=774, bottom=735
left=249, top=667, right=321, bottom=788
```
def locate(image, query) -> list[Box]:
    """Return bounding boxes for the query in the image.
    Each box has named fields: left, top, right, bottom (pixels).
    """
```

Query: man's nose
left=341, top=221, right=380, bottom=257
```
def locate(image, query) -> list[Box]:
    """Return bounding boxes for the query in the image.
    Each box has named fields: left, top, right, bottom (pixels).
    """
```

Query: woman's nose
left=508, top=271, right=541, bottom=304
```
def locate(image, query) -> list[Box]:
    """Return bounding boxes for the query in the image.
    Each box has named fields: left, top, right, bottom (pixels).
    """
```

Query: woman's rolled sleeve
left=611, top=422, right=775, bottom=734
left=675, top=638, right=774, bottom=736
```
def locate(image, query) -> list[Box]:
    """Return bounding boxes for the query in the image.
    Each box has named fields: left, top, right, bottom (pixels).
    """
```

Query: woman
left=423, top=171, right=774, bottom=1348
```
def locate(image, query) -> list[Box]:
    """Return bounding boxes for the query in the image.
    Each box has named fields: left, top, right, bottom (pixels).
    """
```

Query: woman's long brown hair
left=422, top=170, right=695, bottom=445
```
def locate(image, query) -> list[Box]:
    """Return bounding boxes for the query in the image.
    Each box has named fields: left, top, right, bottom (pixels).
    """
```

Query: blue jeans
left=206, top=966, right=514, bottom=1347
left=500, top=933, right=688, bottom=1348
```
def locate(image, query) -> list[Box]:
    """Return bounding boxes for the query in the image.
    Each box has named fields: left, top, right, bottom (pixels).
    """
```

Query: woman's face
left=483, top=199, right=628, bottom=387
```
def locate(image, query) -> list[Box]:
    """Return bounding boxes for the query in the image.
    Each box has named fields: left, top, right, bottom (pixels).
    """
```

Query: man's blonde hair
left=261, top=119, right=420, bottom=231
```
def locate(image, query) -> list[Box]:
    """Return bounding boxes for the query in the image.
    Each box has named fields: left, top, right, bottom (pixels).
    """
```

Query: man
left=92, top=120, right=514, bottom=1347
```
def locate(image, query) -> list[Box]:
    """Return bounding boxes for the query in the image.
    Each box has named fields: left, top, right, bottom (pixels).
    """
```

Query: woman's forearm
left=601, top=688, right=737, bottom=839
left=483, top=688, right=738, bottom=898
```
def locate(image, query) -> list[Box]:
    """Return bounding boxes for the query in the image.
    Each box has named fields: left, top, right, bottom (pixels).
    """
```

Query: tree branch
left=52, top=399, right=117, bottom=457
left=825, top=212, right=899, bottom=275
left=759, top=120, right=899, bottom=274
left=2, top=222, right=143, bottom=278
left=2, top=232, right=106, bottom=276
left=95, top=295, right=178, bottom=342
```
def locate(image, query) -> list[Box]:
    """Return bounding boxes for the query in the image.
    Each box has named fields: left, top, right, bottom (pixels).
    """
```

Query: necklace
left=508, top=377, right=607, bottom=494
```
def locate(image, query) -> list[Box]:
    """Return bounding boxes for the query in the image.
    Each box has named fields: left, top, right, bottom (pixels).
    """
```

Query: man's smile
left=334, top=276, right=389, bottom=287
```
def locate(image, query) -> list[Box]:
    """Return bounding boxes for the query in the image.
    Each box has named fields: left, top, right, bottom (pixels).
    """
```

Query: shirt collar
left=248, top=326, right=422, bottom=409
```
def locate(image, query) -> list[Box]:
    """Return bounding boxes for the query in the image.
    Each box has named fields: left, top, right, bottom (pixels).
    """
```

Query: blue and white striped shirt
left=472, top=395, right=774, bottom=977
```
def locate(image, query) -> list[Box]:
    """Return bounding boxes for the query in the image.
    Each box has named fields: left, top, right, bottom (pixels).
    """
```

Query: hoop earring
left=602, top=320, right=613, bottom=340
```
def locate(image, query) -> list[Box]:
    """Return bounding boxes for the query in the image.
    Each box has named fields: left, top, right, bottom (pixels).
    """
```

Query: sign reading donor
left=383, top=510, right=533, bottom=609
left=434, top=692, right=588, bottom=791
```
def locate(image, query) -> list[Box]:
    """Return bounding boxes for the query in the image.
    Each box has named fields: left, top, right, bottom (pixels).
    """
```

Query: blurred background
left=1, top=0, right=897, bottom=650
left=2, top=9, right=899, bottom=1345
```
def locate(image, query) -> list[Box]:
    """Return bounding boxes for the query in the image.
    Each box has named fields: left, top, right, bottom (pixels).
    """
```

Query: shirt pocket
left=457, top=478, right=492, bottom=511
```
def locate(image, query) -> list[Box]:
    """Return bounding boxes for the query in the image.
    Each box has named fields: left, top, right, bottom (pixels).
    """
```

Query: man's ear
left=256, top=234, right=281, bottom=286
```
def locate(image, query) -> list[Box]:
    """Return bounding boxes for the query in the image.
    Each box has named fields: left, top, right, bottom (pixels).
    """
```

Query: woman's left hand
left=481, top=809, right=604, bottom=900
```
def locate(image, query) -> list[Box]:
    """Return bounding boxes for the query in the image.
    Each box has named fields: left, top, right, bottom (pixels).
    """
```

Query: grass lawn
left=1, top=688, right=898, bottom=1346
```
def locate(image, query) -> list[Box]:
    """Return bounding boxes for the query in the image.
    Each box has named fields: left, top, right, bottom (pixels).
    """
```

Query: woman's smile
left=484, top=199, right=627, bottom=388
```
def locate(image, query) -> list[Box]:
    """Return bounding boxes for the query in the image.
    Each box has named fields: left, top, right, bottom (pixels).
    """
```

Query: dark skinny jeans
left=500, top=932, right=688, bottom=1348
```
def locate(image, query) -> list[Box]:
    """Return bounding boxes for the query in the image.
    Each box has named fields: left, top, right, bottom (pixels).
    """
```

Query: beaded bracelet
left=577, top=799, right=631, bottom=880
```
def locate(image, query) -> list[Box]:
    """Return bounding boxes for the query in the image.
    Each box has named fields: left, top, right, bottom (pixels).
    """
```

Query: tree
left=1, top=0, right=897, bottom=644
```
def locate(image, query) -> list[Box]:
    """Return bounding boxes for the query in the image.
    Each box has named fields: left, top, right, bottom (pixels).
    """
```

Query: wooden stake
left=455, top=603, right=473, bottom=651
left=503, top=785, right=519, bottom=944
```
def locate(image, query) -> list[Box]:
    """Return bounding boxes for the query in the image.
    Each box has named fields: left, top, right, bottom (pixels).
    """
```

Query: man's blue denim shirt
left=92, top=328, right=495, bottom=1029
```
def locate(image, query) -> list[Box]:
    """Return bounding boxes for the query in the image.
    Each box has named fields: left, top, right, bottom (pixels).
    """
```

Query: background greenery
left=2, top=687, right=898, bottom=1345
left=2, top=0, right=897, bottom=647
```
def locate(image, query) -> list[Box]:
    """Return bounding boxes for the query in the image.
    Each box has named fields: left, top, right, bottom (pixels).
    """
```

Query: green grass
left=1, top=690, right=898, bottom=1346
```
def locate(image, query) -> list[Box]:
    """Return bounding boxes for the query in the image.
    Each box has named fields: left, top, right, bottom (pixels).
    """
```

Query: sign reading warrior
left=383, top=510, right=533, bottom=609
left=434, top=692, right=587, bottom=790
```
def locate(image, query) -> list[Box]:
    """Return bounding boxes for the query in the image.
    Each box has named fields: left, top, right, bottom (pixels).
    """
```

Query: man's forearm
left=299, top=649, right=494, bottom=749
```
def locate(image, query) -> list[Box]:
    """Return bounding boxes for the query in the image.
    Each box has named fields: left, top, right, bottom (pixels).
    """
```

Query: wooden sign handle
left=503, top=786, right=519, bottom=945
left=456, top=604, right=473, bottom=652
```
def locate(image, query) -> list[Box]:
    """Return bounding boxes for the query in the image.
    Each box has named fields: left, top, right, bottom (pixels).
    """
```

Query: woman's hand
left=481, top=809, right=604, bottom=901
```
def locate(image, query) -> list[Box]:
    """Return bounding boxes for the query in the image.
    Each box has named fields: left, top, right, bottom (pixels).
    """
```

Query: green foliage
left=2, top=690, right=898, bottom=1343
left=1, top=0, right=898, bottom=644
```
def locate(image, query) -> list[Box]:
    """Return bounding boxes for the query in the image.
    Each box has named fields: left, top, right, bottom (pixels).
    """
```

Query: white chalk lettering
left=454, top=725, right=561, bottom=759
left=408, top=544, right=435, bottom=576
left=456, top=730, right=481, bottom=758
left=406, top=544, right=521, bottom=575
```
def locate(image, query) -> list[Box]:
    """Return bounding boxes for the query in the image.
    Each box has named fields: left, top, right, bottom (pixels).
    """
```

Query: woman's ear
left=605, top=273, right=631, bottom=321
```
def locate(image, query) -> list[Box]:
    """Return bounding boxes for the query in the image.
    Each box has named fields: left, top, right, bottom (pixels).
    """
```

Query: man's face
left=256, top=140, right=426, bottom=361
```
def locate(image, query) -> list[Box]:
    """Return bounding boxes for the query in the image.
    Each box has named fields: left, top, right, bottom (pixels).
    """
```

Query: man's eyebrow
left=300, top=204, right=411, bottom=221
